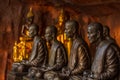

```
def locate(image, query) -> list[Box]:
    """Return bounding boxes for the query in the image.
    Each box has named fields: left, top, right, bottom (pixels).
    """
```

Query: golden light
left=56, top=9, right=72, bottom=59
left=13, top=37, right=32, bottom=62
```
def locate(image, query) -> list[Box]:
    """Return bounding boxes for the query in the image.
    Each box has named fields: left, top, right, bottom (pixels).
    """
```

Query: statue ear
left=52, top=33, right=55, bottom=38
left=72, top=27, right=76, bottom=33
left=34, top=30, right=37, bottom=35
left=97, top=31, right=100, bottom=38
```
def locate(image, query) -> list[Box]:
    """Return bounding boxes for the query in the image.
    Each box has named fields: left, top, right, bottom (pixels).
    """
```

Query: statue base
left=23, top=76, right=34, bottom=80
left=7, top=71, right=27, bottom=80
left=23, top=76, right=44, bottom=80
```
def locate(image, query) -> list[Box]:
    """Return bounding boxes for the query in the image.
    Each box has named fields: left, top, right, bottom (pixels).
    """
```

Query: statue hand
left=93, top=74, right=99, bottom=79
left=30, top=60, right=38, bottom=66
left=47, top=66, right=53, bottom=71
left=66, top=70, right=71, bottom=76
left=87, top=72, right=98, bottom=80
left=87, top=77, right=94, bottom=80
left=62, top=68, right=65, bottom=73
left=42, top=67, right=52, bottom=72
left=62, top=70, right=70, bottom=77
left=62, top=67, right=68, bottom=73
left=21, top=60, right=26, bottom=64
left=40, top=67, right=48, bottom=72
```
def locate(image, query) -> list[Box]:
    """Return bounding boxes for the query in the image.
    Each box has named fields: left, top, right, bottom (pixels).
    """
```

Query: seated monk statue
left=60, top=20, right=90, bottom=80
left=21, top=7, right=34, bottom=37
left=42, top=25, right=67, bottom=80
left=11, top=24, right=48, bottom=74
left=103, top=25, right=116, bottom=43
left=103, top=25, right=120, bottom=79
left=84, top=22, right=119, bottom=80
left=24, top=25, right=67, bottom=80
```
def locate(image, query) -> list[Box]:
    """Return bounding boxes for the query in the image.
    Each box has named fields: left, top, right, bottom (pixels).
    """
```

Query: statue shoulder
left=75, top=37, right=88, bottom=47
left=100, top=40, right=114, bottom=48
left=53, top=40, right=63, bottom=48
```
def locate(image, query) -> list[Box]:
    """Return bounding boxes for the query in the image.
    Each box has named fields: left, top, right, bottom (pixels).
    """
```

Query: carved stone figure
left=43, top=25, right=68, bottom=80
left=11, top=24, right=48, bottom=73
left=61, top=20, right=90, bottom=80
left=103, top=25, right=116, bottom=43
left=21, top=8, right=34, bottom=37
left=86, top=22, right=119, bottom=80
left=103, top=25, right=120, bottom=80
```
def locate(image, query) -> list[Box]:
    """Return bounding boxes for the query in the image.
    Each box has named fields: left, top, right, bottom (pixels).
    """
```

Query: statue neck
left=33, top=35, right=38, bottom=41
left=72, top=33, right=78, bottom=41
left=50, top=38, right=57, bottom=44
left=95, top=37, right=103, bottom=47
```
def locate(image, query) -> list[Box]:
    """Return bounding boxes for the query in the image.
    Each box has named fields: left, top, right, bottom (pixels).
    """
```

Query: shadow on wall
left=0, top=50, right=8, bottom=80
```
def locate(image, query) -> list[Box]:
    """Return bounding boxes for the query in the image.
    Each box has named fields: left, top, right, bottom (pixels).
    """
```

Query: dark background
left=0, top=0, right=120, bottom=79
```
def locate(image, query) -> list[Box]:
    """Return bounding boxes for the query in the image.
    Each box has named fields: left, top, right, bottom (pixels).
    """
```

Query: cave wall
left=0, top=0, right=120, bottom=79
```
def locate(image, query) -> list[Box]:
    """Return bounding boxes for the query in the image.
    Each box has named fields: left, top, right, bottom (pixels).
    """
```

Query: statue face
left=29, top=26, right=37, bottom=38
left=26, top=17, right=33, bottom=25
left=87, top=26, right=99, bottom=44
left=65, top=23, right=74, bottom=38
left=45, top=28, right=53, bottom=42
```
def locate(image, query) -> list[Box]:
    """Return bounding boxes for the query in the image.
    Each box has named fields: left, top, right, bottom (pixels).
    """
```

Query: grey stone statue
left=85, top=22, right=119, bottom=80
left=43, top=25, right=67, bottom=80
left=103, top=25, right=120, bottom=80
left=61, top=20, right=90, bottom=80
left=12, top=24, right=48, bottom=73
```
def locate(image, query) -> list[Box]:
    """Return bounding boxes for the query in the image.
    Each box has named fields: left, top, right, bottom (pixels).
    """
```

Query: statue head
left=28, top=24, right=39, bottom=38
left=103, top=25, right=110, bottom=38
left=26, top=17, right=34, bottom=25
left=45, top=25, right=57, bottom=42
left=87, top=22, right=103, bottom=44
left=65, top=20, right=79, bottom=38
left=26, top=7, right=34, bottom=25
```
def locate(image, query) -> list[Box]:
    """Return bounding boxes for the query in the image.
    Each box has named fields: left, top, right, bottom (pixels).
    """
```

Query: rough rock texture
left=0, top=0, right=120, bottom=79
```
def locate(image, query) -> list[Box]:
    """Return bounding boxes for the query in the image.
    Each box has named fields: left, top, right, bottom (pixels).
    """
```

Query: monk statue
left=43, top=25, right=67, bottom=80
left=103, top=25, right=120, bottom=80
left=24, top=25, right=67, bottom=80
left=60, top=20, right=90, bottom=80
left=11, top=24, right=48, bottom=74
left=103, top=25, right=116, bottom=43
left=85, top=22, right=119, bottom=80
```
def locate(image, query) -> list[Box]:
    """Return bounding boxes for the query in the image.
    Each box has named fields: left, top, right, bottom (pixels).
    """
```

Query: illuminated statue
left=13, top=37, right=32, bottom=62
left=12, top=7, right=34, bottom=63
left=57, top=9, right=65, bottom=35
left=56, top=9, right=71, bottom=58
left=21, top=7, right=34, bottom=37
left=13, top=41, right=18, bottom=62
left=12, top=24, right=48, bottom=73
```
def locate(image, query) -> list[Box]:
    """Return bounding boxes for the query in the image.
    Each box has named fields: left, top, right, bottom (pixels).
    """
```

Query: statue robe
left=44, top=40, right=67, bottom=80
left=48, top=40, right=67, bottom=70
left=91, top=40, right=119, bottom=80
left=11, top=35, right=48, bottom=74
left=29, top=36, right=48, bottom=67
left=68, top=36, right=90, bottom=80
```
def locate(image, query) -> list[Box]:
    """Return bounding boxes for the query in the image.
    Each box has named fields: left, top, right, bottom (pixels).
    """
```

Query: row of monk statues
left=8, top=19, right=120, bottom=80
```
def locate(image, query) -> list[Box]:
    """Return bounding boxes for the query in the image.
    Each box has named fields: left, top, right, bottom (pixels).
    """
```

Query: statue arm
left=98, top=45, right=119, bottom=80
left=71, top=45, right=89, bottom=75
left=31, top=41, right=45, bottom=66
left=21, top=25, right=26, bottom=36
left=49, top=47, right=64, bottom=70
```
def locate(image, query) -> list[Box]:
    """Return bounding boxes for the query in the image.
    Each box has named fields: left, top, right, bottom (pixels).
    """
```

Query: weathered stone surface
left=0, top=0, right=120, bottom=79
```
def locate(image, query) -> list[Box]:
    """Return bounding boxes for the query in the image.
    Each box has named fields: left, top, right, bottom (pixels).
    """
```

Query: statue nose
left=87, top=35, right=90, bottom=38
